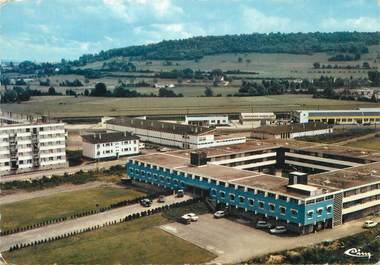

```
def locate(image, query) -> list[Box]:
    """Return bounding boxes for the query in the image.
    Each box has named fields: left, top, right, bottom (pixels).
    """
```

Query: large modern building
left=106, top=117, right=246, bottom=149
left=184, top=115, right=229, bottom=127
left=126, top=140, right=380, bottom=234
left=82, top=131, right=139, bottom=160
left=252, top=122, right=333, bottom=139
left=0, top=122, right=67, bottom=176
left=295, top=108, right=380, bottom=125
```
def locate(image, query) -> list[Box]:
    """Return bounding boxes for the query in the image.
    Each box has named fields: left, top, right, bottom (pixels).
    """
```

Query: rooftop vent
left=190, top=151, right=207, bottom=167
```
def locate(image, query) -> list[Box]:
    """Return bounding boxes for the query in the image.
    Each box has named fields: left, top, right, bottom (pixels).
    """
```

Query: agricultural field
left=2, top=94, right=380, bottom=118
left=0, top=186, right=144, bottom=231
left=82, top=45, right=380, bottom=79
left=3, top=203, right=215, bottom=265
left=344, top=136, right=380, bottom=151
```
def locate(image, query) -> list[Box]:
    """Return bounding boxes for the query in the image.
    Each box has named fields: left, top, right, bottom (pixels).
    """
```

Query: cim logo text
left=344, top=248, right=372, bottom=259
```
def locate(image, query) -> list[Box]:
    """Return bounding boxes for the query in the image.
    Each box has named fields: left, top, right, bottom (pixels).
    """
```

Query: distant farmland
left=2, top=95, right=380, bottom=118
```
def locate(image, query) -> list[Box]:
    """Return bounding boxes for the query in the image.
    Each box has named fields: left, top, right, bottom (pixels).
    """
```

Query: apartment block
left=0, top=122, right=67, bottom=176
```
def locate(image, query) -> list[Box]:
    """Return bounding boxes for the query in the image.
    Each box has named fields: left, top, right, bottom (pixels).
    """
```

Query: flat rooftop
left=130, top=139, right=380, bottom=199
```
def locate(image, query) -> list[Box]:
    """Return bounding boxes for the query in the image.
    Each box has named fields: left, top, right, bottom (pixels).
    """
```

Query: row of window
left=130, top=164, right=300, bottom=204
left=96, top=141, right=137, bottom=148
left=0, top=155, right=64, bottom=166
left=307, top=206, right=332, bottom=218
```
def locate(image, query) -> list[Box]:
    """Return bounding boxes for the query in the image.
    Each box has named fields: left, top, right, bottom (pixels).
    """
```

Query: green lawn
left=3, top=204, right=215, bottom=265
left=344, top=137, right=380, bottom=151
left=248, top=226, right=380, bottom=264
left=0, top=186, right=144, bottom=231
left=300, top=128, right=378, bottom=144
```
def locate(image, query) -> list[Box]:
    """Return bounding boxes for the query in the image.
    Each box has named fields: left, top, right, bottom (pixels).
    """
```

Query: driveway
left=160, top=214, right=380, bottom=264
left=0, top=194, right=193, bottom=252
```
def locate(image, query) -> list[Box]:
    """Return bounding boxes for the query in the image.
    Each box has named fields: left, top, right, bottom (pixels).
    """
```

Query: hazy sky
left=1, top=0, right=379, bottom=62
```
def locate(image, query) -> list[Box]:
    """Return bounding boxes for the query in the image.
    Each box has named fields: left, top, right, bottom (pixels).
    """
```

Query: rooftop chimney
left=190, top=151, right=207, bottom=166
left=288, top=171, right=308, bottom=185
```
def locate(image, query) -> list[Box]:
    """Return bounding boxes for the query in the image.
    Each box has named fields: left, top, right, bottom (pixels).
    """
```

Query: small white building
left=252, top=122, right=333, bottom=139
left=184, top=115, right=229, bottom=127
left=239, top=112, right=276, bottom=127
left=81, top=132, right=139, bottom=160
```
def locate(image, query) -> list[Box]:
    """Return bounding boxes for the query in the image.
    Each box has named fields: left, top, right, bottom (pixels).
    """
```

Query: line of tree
left=90, top=82, right=183, bottom=97
left=73, top=32, right=379, bottom=63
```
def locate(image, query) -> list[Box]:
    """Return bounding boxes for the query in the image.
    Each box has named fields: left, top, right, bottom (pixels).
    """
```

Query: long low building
left=126, top=139, right=380, bottom=234
left=106, top=117, right=246, bottom=149
left=0, top=121, right=67, bottom=176
left=252, top=122, right=333, bottom=139
left=295, top=108, right=380, bottom=125
left=185, top=115, right=229, bottom=127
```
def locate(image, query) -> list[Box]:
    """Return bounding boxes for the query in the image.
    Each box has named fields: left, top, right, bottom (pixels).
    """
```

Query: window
left=268, top=193, right=276, bottom=198
left=257, top=190, right=265, bottom=195
left=307, top=210, right=314, bottom=218
left=280, top=206, right=286, bottom=215
left=326, top=205, right=332, bottom=214
left=248, top=199, right=254, bottom=206
left=239, top=196, right=245, bottom=203
left=229, top=194, right=235, bottom=201
left=258, top=201, right=265, bottom=209
left=279, top=195, right=287, bottom=201
left=291, top=209, right=298, bottom=217
left=317, top=208, right=323, bottom=216
left=269, top=203, right=275, bottom=212
left=211, top=189, right=217, bottom=196
left=220, top=191, right=225, bottom=198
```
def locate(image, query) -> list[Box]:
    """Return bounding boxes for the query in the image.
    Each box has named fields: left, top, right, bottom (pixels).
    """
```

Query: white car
left=256, top=221, right=273, bottom=229
left=183, top=213, right=199, bottom=222
left=363, top=220, right=378, bottom=228
left=270, top=226, right=287, bottom=234
left=214, top=210, right=226, bottom=218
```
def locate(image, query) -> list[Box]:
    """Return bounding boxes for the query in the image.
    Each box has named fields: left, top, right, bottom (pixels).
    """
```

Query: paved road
left=161, top=214, right=380, bottom=264
left=0, top=194, right=192, bottom=252
left=0, top=181, right=112, bottom=205
left=0, top=157, right=130, bottom=183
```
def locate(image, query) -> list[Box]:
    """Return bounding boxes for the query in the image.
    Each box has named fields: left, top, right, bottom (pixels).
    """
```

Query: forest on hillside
left=74, top=32, right=380, bottom=64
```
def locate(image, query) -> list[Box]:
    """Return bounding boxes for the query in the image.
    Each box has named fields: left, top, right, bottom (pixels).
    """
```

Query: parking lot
left=160, top=213, right=380, bottom=264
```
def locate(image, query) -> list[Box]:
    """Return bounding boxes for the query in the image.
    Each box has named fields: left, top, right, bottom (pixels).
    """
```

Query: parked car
left=140, top=198, right=152, bottom=207
left=269, top=226, right=287, bottom=234
left=363, top=220, right=378, bottom=228
left=256, top=220, right=273, bottom=229
left=157, top=195, right=166, bottom=203
left=176, top=189, right=185, bottom=198
left=214, top=210, right=226, bottom=218
left=184, top=213, right=199, bottom=222
left=177, top=215, right=191, bottom=224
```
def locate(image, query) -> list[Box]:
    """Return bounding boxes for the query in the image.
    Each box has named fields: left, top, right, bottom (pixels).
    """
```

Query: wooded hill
left=75, top=32, right=380, bottom=65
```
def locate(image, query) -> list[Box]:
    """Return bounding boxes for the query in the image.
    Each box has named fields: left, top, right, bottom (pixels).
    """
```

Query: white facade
left=82, top=137, right=139, bottom=160
left=106, top=122, right=246, bottom=149
left=296, top=109, right=380, bottom=124
left=239, top=112, right=276, bottom=127
left=0, top=122, right=67, bottom=176
left=185, top=115, right=229, bottom=127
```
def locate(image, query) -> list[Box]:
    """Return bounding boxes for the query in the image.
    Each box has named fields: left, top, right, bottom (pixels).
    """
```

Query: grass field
left=0, top=186, right=144, bottom=230
left=300, top=128, right=378, bottom=144
left=3, top=203, right=215, bottom=265
left=344, top=136, right=380, bottom=151
left=82, top=45, right=380, bottom=79
left=2, top=94, right=380, bottom=118
left=248, top=225, right=380, bottom=264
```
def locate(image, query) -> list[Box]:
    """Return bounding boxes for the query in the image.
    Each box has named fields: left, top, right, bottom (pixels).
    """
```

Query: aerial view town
left=1, top=0, right=380, bottom=264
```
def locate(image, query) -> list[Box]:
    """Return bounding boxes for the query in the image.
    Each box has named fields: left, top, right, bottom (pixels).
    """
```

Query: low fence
left=0, top=190, right=173, bottom=236
left=8, top=197, right=201, bottom=253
